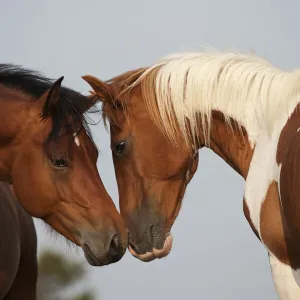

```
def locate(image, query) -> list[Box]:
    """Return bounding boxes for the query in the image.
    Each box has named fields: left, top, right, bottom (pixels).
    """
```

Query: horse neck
left=197, top=110, right=254, bottom=179
left=0, top=86, right=31, bottom=181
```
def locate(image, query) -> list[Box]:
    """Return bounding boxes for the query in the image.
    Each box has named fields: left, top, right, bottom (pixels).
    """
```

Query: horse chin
left=128, top=234, right=173, bottom=262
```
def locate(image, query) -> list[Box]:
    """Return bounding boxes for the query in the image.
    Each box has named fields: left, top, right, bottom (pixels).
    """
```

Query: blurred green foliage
left=37, top=249, right=96, bottom=300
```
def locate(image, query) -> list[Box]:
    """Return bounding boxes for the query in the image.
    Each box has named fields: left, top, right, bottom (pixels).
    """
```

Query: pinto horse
left=0, top=64, right=127, bottom=267
left=84, top=51, right=300, bottom=299
left=0, top=182, right=37, bottom=300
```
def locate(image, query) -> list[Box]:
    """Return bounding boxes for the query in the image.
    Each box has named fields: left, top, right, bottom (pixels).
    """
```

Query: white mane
left=131, top=51, right=300, bottom=147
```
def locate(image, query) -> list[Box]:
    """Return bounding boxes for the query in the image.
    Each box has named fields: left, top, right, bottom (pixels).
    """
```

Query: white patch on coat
left=269, top=254, right=300, bottom=299
left=244, top=112, right=295, bottom=238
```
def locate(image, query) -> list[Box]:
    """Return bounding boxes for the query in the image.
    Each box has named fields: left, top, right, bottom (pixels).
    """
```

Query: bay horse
left=84, top=51, right=300, bottom=299
left=0, top=64, right=127, bottom=267
left=0, top=182, right=37, bottom=300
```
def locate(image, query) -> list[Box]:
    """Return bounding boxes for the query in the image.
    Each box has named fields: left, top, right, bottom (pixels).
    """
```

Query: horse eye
left=113, top=100, right=122, bottom=109
left=51, top=158, right=68, bottom=168
left=114, top=141, right=126, bottom=157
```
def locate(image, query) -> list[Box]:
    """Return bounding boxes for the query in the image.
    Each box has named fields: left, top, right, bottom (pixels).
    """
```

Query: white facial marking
left=73, top=133, right=80, bottom=147
left=269, top=254, right=300, bottom=299
left=297, top=127, right=300, bottom=132
left=74, top=136, right=80, bottom=147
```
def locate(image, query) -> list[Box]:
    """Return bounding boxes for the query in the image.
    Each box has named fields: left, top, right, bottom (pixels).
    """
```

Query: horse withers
left=0, top=64, right=127, bottom=267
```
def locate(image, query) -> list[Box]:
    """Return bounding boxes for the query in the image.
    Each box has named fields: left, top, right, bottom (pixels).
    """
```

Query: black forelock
left=0, top=63, right=99, bottom=146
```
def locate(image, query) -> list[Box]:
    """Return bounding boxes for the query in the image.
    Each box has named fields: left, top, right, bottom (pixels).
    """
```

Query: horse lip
left=128, top=231, right=172, bottom=255
left=83, top=243, right=106, bottom=266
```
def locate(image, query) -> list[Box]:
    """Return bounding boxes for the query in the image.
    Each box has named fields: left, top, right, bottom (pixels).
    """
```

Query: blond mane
left=111, top=51, right=300, bottom=147
left=106, top=68, right=147, bottom=95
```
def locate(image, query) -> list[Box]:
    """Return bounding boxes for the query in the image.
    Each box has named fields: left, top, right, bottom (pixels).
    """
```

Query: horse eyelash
left=50, top=151, right=69, bottom=161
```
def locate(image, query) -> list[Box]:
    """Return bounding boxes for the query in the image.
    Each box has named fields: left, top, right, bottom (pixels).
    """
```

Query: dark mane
left=0, top=64, right=98, bottom=145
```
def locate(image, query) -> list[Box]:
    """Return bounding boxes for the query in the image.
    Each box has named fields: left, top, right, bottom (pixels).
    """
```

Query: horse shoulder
left=259, top=106, right=300, bottom=269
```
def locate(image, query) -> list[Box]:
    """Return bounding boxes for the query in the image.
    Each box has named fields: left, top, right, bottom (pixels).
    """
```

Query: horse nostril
left=109, top=234, right=120, bottom=257
left=149, top=224, right=155, bottom=242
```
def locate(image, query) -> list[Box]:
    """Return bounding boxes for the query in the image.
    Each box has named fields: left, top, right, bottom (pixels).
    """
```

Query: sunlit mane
left=123, top=51, right=300, bottom=147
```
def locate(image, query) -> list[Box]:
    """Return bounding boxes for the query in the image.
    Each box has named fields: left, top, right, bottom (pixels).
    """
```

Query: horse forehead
left=73, top=130, right=98, bottom=160
left=72, top=129, right=92, bottom=149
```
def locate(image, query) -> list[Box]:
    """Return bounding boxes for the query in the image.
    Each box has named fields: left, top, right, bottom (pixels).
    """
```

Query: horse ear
left=86, top=90, right=96, bottom=100
left=82, top=75, right=112, bottom=103
left=35, top=76, right=64, bottom=119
